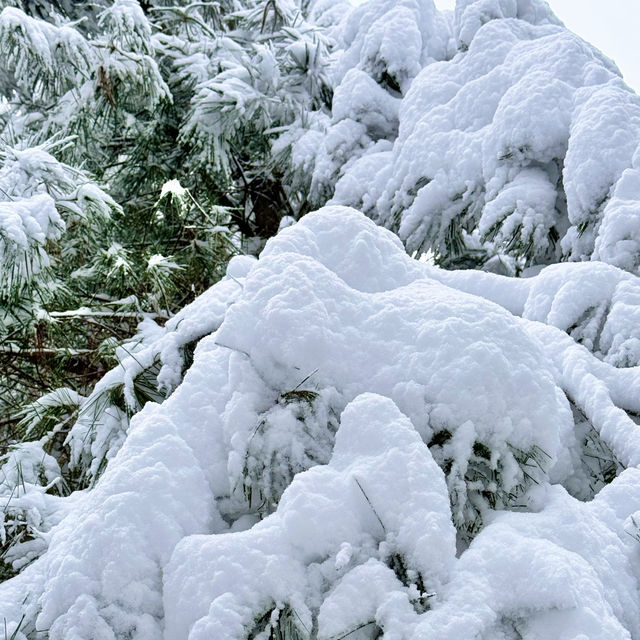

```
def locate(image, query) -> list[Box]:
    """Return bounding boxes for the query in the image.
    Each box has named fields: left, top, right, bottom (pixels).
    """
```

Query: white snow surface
left=3, top=207, right=640, bottom=638
left=3, top=0, right=640, bottom=636
left=286, top=0, right=640, bottom=271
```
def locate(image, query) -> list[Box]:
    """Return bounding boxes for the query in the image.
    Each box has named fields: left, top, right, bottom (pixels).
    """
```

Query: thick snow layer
left=594, top=147, right=640, bottom=271
left=164, top=393, right=455, bottom=639
left=286, top=0, right=640, bottom=272
left=430, top=259, right=640, bottom=370
left=408, top=470, right=640, bottom=639
left=335, top=0, right=453, bottom=90
left=3, top=207, right=640, bottom=637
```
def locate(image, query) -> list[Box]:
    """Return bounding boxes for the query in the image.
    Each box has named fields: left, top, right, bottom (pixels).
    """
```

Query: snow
left=164, top=393, right=455, bottom=639
left=453, top=0, right=561, bottom=48
left=3, top=0, right=640, bottom=637
left=431, top=259, right=640, bottom=368
left=0, top=194, right=61, bottom=251
left=0, top=194, right=62, bottom=290
left=0, top=6, right=94, bottom=101
left=1, top=1, right=169, bottom=166
left=410, top=481, right=639, bottom=639
left=99, top=0, right=154, bottom=56
left=3, top=207, right=640, bottom=636
left=286, top=0, right=640, bottom=272
left=64, top=272, right=246, bottom=485
left=0, top=143, right=118, bottom=298
left=594, top=148, right=640, bottom=271
left=331, top=68, right=400, bottom=139
left=336, top=0, right=452, bottom=88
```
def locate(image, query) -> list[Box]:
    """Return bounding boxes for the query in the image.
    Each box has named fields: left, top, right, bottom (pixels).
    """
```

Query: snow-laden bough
left=2, top=207, right=640, bottom=638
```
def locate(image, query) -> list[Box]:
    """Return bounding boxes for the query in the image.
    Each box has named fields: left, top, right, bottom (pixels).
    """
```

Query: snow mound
left=164, top=393, right=455, bottom=639
left=2, top=207, right=640, bottom=638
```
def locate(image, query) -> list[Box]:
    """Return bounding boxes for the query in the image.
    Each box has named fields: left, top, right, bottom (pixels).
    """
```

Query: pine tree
left=0, top=0, right=344, bottom=584
left=2, top=1, right=640, bottom=638
left=0, top=0, right=338, bottom=434
left=284, top=0, right=640, bottom=275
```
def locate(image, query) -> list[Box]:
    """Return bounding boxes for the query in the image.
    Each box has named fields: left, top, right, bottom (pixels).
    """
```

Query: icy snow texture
left=3, top=208, right=640, bottom=637
left=288, top=0, right=640, bottom=271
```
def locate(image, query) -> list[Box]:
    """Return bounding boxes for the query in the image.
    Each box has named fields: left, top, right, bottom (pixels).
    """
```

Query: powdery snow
left=285, top=0, right=640, bottom=273
left=2, top=0, right=640, bottom=637
left=163, top=393, right=455, bottom=639
left=2, top=207, right=640, bottom=637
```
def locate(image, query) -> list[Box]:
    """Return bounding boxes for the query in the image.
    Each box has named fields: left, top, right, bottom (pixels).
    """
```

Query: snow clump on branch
left=2, top=207, right=640, bottom=638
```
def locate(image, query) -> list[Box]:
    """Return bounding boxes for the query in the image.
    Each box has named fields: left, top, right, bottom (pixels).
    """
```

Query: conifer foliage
left=3, top=1, right=640, bottom=638
left=0, top=0, right=337, bottom=431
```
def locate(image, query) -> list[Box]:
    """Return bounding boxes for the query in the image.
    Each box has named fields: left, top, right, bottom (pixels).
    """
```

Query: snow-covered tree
left=0, top=0, right=341, bottom=431
left=2, top=207, right=640, bottom=638
left=2, top=1, right=640, bottom=639
left=285, top=0, right=640, bottom=274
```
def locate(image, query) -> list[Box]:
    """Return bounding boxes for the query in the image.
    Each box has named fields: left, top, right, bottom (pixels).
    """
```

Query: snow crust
left=3, top=207, right=640, bottom=638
